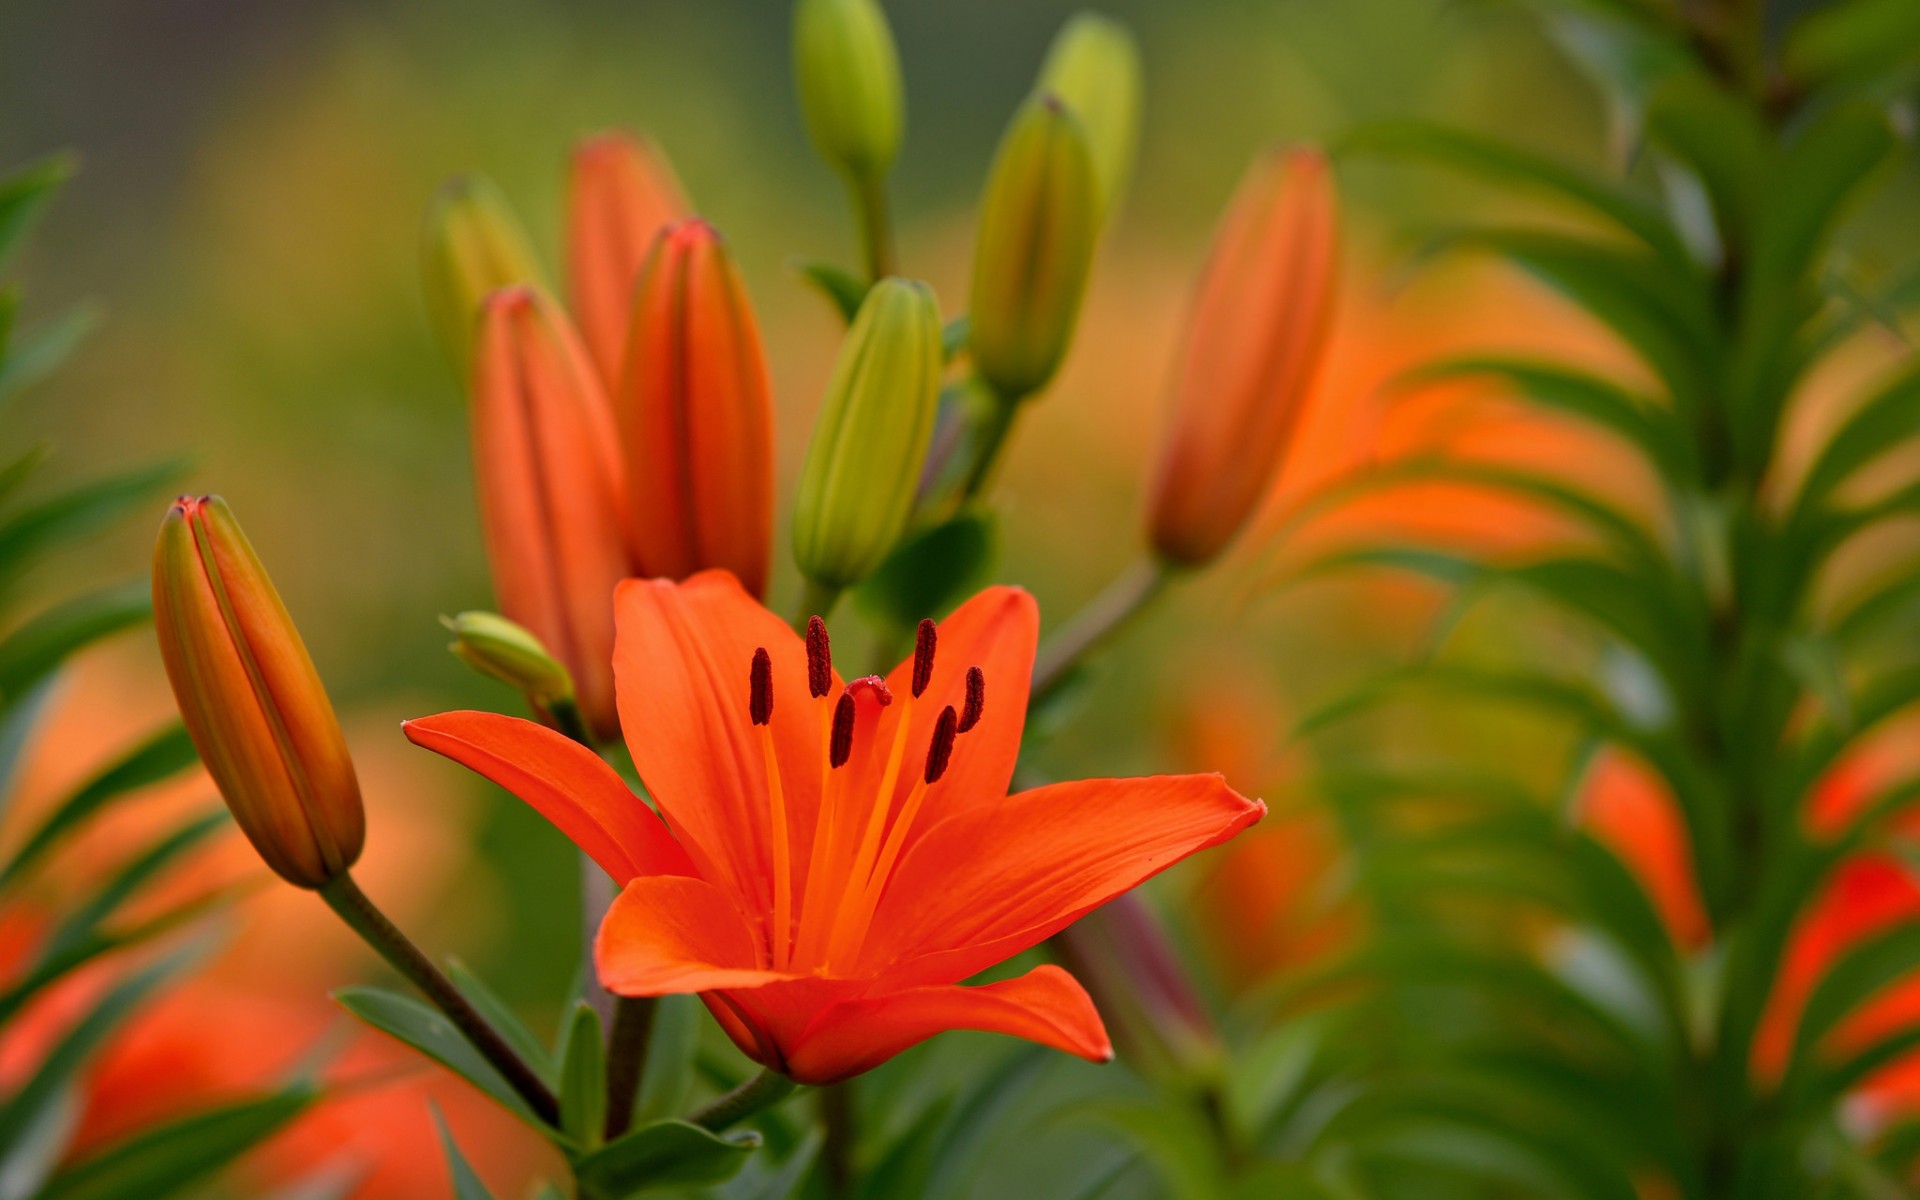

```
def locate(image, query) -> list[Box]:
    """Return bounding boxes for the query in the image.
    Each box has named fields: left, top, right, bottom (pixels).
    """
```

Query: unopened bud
left=1037, top=13, right=1142, bottom=223
left=792, top=278, right=942, bottom=589
left=442, top=611, right=575, bottom=709
left=793, top=0, right=905, bottom=182
left=423, top=174, right=544, bottom=371
left=566, top=131, right=689, bottom=388
left=152, top=496, right=364, bottom=889
left=1147, top=146, right=1338, bottom=567
left=968, top=95, right=1099, bottom=400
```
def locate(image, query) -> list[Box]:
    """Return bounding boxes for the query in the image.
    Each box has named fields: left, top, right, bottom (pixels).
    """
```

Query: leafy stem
left=318, top=871, right=560, bottom=1125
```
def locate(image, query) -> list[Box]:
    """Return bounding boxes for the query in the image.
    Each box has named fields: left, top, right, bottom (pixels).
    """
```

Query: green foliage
left=1298, top=1, right=1920, bottom=1194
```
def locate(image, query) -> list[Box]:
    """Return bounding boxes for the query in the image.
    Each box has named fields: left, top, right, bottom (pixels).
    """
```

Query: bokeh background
left=5, top=0, right=1920, bottom=1194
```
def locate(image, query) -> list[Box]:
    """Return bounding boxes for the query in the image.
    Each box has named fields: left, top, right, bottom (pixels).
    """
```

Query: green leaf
left=1788, top=923, right=1920, bottom=1082
left=854, top=509, right=999, bottom=631
left=857, top=1096, right=951, bottom=1200
left=0, top=723, right=198, bottom=888
left=1644, top=70, right=1769, bottom=247
left=433, top=1106, right=501, bottom=1200
left=1440, top=229, right=1716, bottom=414
left=1341, top=121, right=1690, bottom=264
left=1794, top=359, right=1920, bottom=515
left=446, top=958, right=556, bottom=1084
left=0, top=945, right=191, bottom=1162
left=0, top=154, right=74, bottom=271
left=334, top=986, right=544, bottom=1131
left=0, top=307, right=98, bottom=406
left=0, top=444, right=48, bottom=509
left=1393, top=356, right=1697, bottom=486
left=1785, top=0, right=1920, bottom=86
left=1057, top=1098, right=1224, bottom=1200
left=38, top=1089, right=314, bottom=1200
left=0, top=582, right=153, bottom=706
left=0, top=459, right=183, bottom=583
left=570, top=1118, right=760, bottom=1197
left=633, top=993, right=699, bottom=1124
left=793, top=259, right=867, bottom=324
left=42, top=812, right=227, bottom=963
left=559, top=1003, right=607, bottom=1150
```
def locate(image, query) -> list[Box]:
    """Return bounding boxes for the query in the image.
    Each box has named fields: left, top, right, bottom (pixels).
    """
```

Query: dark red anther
left=912, top=618, right=937, bottom=698
left=806, top=616, right=832, bottom=699
left=959, top=666, right=985, bottom=733
left=923, top=706, right=958, bottom=784
left=829, top=692, right=856, bottom=768
left=749, top=647, right=773, bottom=726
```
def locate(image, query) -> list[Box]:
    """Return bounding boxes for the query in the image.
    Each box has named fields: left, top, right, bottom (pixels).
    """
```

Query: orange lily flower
left=619, top=221, right=775, bottom=597
left=566, top=131, right=688, bottom=389
left=404, top=572, right=1263, bottom=1084
left=471, top=284, right=631, bottom=739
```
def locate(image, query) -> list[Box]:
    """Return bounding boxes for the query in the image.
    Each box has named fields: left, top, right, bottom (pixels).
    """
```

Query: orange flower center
left=747, top=616, right=987, bottom=974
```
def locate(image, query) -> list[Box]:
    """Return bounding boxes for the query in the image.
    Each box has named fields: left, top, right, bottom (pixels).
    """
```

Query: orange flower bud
left=618, top=219, right=775, bottom=597
left=565, top=131, right=689, bottom=389
left=472, top=285, right=630, bottom=739
left=1147, top=146, right=1338, bottom=567
left=152, top=495, right=364, bottom=889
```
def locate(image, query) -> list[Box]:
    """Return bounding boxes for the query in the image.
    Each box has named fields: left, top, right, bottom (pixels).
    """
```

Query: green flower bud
left=1037, top=13, right=1142, bottom=223
left=793, top=278, right=942, bottom=590
left=967, top=95, right=1099, bottom=400
left=422, top=174, right=544, bottom=371
left=442, top=611, right=575, bottom=709
left=793, top=0, right=905, bottom=181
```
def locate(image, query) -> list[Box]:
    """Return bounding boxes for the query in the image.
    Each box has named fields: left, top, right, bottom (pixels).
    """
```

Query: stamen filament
left=825, top=693, right=916, bottom=966
left=757, top=723, right=793, bottom=970
left=794, top=699, right=839, bottom=967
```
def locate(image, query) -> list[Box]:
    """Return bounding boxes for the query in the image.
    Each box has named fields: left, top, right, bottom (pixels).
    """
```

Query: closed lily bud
left=792, top=0, right=904, bottom=182
left=1037, top=13, right=1142, bottom=223
left=422, top=174, right=544, bottom=371
left=473, top=285, right=629, bottom=740
left=1147, top=147, right=1338, bottom=567
left=566, top=131, right=689, bottom=389
left=793, top=277, right=942, bottom=589
left=1144, top=144, right=1344, bottom=564
left=1051, top=893, right=1223, bottom=1090
left=619, top=219, right=775, bottom=597
left=152, top=496, right=364, bottom=889
left=968, top=95, right=1099, bottom=400
left=442, top=611, right=575, bottom=710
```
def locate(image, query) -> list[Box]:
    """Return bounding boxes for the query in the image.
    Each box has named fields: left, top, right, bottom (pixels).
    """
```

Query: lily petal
left=404, top=710, right=694, bottom=884
left=842, top=586, right=1036, bottom=842
left=864, top=773, right=1264, bottom=980
left=783, top=964, right=1111, bottom=1085
left=597, top=874, right=791, bottom=994
left=613, top=572, right=826, bottom=915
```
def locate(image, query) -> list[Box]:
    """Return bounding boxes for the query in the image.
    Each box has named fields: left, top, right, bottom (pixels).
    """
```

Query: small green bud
left=442, top=611, right=575, bottom=709
left=793, top=278, right=943, bottom=590
left=422, top=174, right=544, bottom=371
left=967, top=95, right=1099, bottom=400
left=1037, top=13, right=1142, bottom=222
left=793, top=0, right=905, bottom=181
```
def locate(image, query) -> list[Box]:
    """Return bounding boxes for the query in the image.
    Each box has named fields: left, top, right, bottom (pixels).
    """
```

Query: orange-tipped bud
left=1147, top=146, right=1338, bottom=567
left=565, top=131, right=689, bottom=389
left=472, top=285, right=630, bottom=739
left=152, top=496, right=364, bottom=889
left=618, top=219, right=775, bottom=597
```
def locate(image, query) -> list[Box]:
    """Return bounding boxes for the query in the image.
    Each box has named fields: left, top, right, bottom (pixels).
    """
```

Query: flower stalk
left=318, top=872, right=560, bottom=1126
left=1031, top=556, right=1171, bottom=701
left=689, top=1068, right=799, bottom=1133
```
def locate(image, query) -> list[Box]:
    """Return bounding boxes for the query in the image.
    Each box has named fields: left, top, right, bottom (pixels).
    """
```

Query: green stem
left=820, top=1080, right=857, bottom=1197
left=603, top=995, right=656, bottom=1139
left=689, top=1067, right=799, bottom=1132
left=848, top=170, right=897, bottom=283
left=793, top=578, right=843, bottom=634
left=549, top=698, right=618, bottom=1030
left=958, top=382, right=1025, bottom=503
left=319, top=872, right=560, bottom=1125
left=1031, top=557, right=1173, bottom=700
left=548, top=697, right=594, bottom=747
